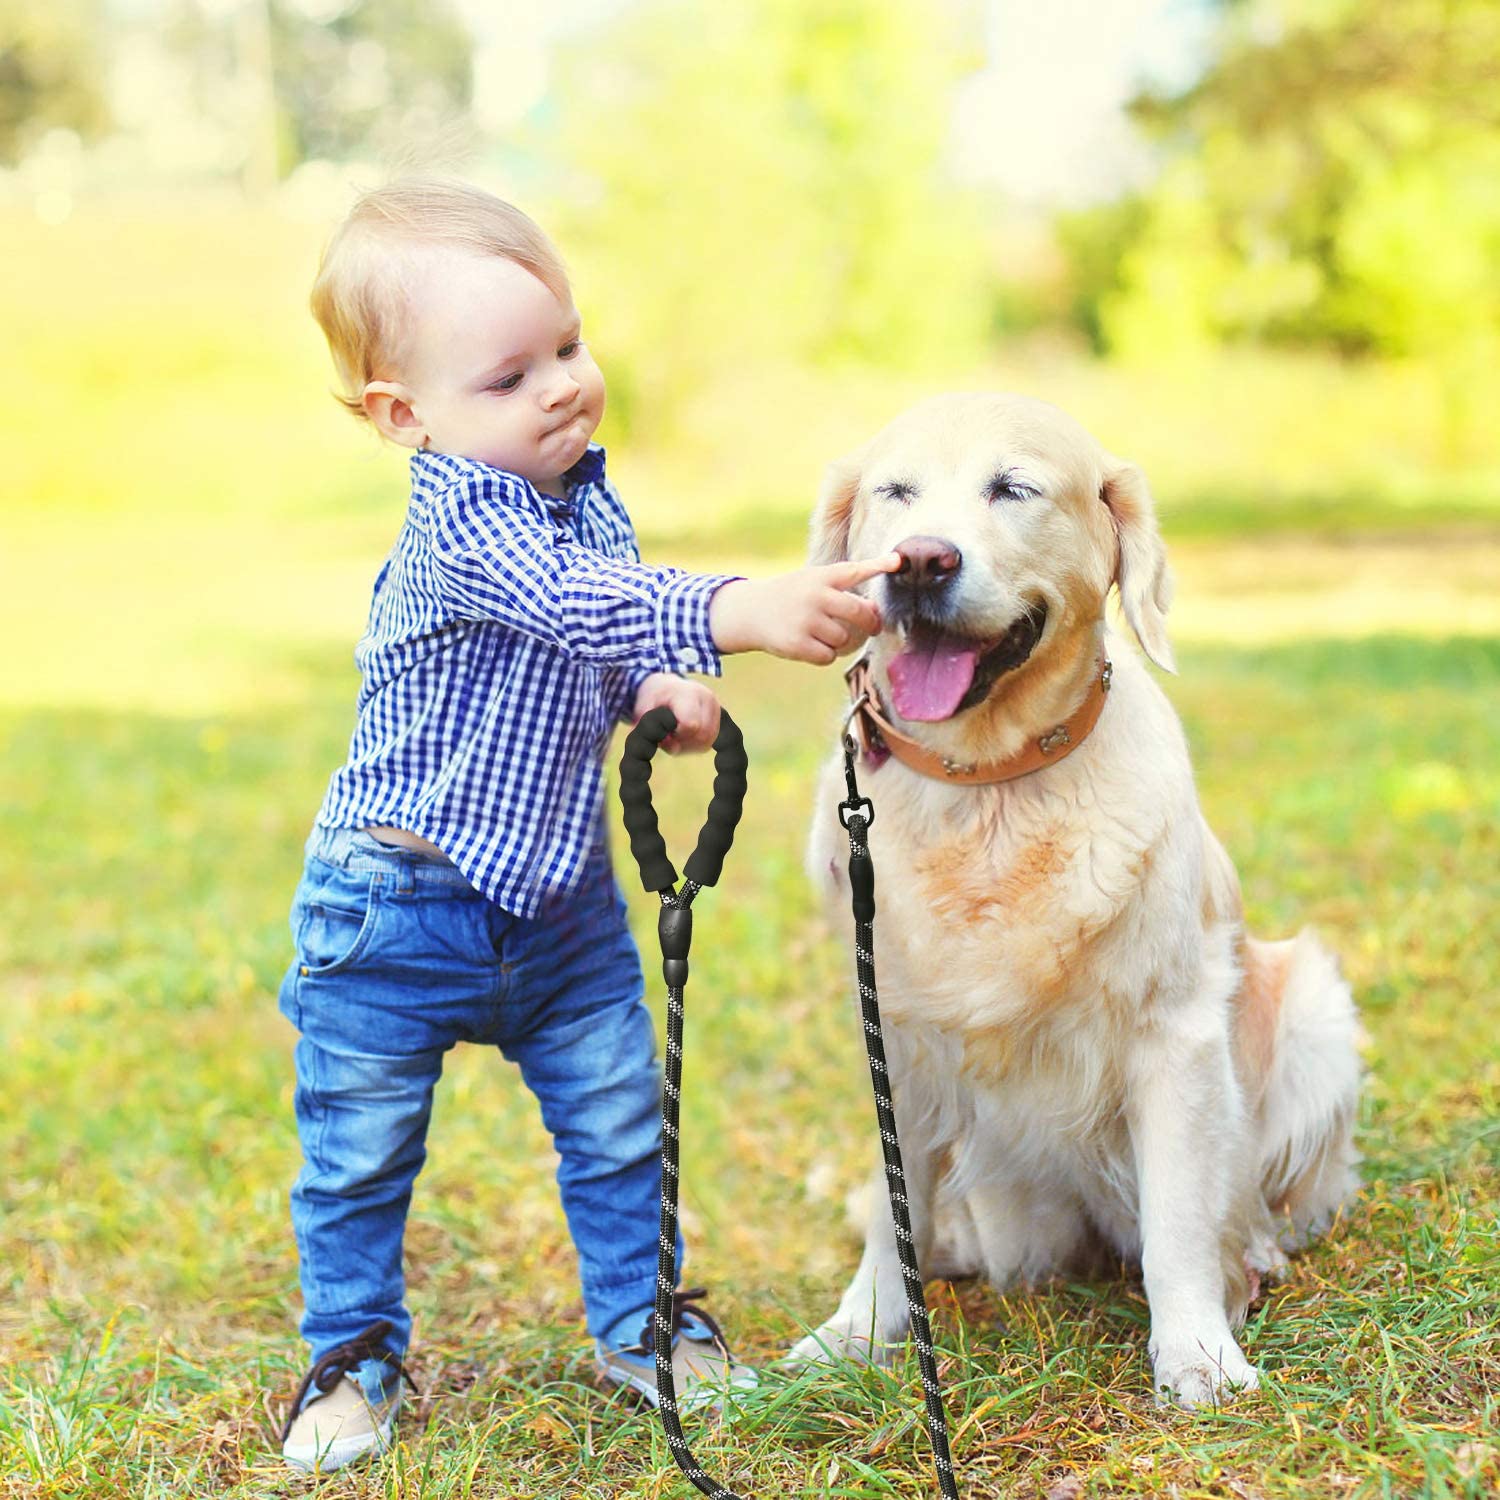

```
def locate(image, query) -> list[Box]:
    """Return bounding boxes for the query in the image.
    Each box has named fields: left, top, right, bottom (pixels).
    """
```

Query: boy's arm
left=426, top=470, right=742, bottom=677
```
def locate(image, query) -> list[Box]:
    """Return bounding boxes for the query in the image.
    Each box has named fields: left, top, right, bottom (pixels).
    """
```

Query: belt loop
left=392, top=852, right=416, bottom=895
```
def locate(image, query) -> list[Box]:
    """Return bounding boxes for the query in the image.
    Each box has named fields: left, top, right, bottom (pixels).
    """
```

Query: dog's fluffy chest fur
left=809, top=650, right=1214, bottom=1092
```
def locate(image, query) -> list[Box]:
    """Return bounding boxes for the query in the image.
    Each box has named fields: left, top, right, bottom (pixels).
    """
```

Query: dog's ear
left=1100, top=455, right=1176, bottom=673
left=809, top=443, right=868, bottom=565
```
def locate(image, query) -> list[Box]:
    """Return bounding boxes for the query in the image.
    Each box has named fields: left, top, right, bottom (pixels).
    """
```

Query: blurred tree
left=269, top=0, right=471, bottom=171
left=0, top=0, right=111, bottom=166
left=540, top=0, right=992, bottom=441
left=1066, top=0, right=1500, bottom=391
left=163, top=0, right=473, bottom=186
left=1054, top=196, right=1149, bottom=356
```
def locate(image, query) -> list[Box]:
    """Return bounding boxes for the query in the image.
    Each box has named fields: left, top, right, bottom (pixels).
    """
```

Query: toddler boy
left=277, top=177, right=897, bottom=1471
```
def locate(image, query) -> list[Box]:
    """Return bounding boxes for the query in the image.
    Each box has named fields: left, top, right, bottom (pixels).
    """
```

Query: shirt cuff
left=655, top=572, right=741, bottom=677
left=619, top=663, right=657, bottom=724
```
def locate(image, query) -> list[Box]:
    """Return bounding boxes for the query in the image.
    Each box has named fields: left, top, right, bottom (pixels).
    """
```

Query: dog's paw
left=1150, top=1337, right=1261, bottom=1409
left=786, top=1324, right=883, bottom=1369
left=1246, top=1233, right=1290, bottom=1282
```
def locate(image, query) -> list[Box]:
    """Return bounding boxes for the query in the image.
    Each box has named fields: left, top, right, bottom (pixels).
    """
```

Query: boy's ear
left=1100, top=453, right=1176, bottom=673
left=362, top=381, right=427, bottom=449
left=809, top=441, right=871, bottom=565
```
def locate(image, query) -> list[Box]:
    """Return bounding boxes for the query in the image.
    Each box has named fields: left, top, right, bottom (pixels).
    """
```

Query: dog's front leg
left=1127, top=1012, right=1260, bottom=1408
left=788, top=1096, right=938, bottom=1367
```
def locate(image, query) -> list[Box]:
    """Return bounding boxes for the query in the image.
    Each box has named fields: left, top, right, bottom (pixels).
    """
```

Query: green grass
left=2, top=636, right=1497, bottom=1498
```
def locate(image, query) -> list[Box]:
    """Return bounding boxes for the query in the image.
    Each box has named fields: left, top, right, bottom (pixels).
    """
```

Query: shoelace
left=279, top=1319, right=420, bottom=1442
left=621, top=1286, right=730, bottom=1357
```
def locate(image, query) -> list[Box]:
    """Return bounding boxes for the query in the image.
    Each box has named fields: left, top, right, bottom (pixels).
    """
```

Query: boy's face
left=364, top=247, right=605, bottom=493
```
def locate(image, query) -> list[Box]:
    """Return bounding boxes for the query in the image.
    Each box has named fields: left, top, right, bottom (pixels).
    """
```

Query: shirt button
left=677, top=646, right=701, bottom=668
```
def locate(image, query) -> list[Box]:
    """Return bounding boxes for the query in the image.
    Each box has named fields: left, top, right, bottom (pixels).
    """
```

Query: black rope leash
left=617, top=704, right=961, bottom=1498
left=619, top=706, right=749, bottom=1498
left=838, top=717, right=960, bottom=1498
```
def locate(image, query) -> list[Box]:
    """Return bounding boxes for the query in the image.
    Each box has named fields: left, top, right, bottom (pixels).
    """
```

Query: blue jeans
left=276, top=825, right=680, bottom=1383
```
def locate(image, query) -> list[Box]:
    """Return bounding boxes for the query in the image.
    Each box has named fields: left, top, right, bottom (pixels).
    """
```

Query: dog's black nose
left=891, top=536, right=962, bottom=591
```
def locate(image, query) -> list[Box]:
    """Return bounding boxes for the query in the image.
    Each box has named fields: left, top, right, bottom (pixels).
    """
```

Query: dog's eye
left=875, top=480, right=916, bottom=504
left=987, top=471, right=1039, bottom=504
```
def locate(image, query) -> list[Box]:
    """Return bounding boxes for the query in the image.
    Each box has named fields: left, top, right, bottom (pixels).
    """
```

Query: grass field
left=3, top=200, right=1498, bottom=1497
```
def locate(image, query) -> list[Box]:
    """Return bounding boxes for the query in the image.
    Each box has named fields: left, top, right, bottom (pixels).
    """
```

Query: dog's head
left=811, top=393, right=1174, bottom=725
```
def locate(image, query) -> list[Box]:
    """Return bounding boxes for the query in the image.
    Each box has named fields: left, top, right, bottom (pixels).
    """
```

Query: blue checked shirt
left=315, top=445, right=740, bottom=917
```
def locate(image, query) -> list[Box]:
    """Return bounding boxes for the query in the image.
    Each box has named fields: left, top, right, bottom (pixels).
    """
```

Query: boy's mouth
left=546, top=410, right=587, bottom=438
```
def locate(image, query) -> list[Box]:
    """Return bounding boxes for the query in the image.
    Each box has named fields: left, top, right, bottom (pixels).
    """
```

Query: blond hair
left=310, top=176, right=570, bottom=423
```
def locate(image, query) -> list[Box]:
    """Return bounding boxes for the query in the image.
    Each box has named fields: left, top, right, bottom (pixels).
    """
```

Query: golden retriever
left=790, top=393, right=1362, bottom=1407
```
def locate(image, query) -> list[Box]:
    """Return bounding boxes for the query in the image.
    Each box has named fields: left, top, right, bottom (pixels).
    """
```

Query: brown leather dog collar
left=843, top=651, right=1113, bottom=785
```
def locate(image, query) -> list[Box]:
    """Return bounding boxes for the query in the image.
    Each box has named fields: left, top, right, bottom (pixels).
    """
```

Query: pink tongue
left=888, top=634, right=980, bottom=722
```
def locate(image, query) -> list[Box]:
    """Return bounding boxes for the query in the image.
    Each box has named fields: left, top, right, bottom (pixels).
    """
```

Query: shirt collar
left=563, top=442, right=607, bottom=490
left=409, top=444, right=607, bottom=504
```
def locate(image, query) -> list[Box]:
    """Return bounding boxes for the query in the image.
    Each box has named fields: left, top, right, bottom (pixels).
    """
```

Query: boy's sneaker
left=596, top=1287, right=758, bottom=1411
left=280, top=1321, right=417, bottom=1472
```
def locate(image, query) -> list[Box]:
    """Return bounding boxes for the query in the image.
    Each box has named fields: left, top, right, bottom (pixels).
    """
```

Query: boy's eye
left=490, top=373, right=523, bottom=392
left=558, top=340, right=581, bottom=359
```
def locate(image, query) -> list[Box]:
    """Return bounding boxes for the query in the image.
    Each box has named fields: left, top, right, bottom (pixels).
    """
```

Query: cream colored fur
left=790, top=393, right=1362, bottom=1408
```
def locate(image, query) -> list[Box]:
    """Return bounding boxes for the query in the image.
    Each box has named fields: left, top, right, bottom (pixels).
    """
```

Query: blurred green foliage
left=1067, top=0, right=1500, bottom=393
left=0, top=0, right=110, bottom=164
left=266, top=0, right=472, bottom=171
left=537, top=0, right=992, bottom=441
left=156, top=0, right=473, bottom=183
left=10, top=0, right=1499, bottom=464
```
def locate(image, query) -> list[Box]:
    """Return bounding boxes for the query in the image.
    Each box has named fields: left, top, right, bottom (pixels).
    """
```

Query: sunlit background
left=3, top=3, right=1498, bottom=1493
left=6, top=0, right=1499, bottom=714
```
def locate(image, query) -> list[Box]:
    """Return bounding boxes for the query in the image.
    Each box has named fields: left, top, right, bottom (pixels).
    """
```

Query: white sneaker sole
left=282, top=1408, right=396, bottom=1472
left=596, top=1354, right=664, bottom=1406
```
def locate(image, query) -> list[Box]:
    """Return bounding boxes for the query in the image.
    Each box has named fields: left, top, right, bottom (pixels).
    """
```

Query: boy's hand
left=631, top=673, right=721, bottom=754
left=708, top=554, right=901, bottom=664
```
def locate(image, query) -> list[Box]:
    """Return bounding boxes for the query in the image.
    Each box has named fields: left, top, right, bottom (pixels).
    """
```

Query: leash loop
left=620, top=707, right=748, bottom=893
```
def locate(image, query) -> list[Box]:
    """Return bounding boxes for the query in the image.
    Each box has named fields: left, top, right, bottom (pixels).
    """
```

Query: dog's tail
left=1249, top=930, right=1364, bottom=1249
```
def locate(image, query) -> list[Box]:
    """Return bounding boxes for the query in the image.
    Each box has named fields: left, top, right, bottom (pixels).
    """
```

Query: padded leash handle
left=619, top=707, right=748, bottom=893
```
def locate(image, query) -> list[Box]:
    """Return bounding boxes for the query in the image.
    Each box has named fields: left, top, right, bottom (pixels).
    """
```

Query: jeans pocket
left=295, top=875, right=382, bottom=976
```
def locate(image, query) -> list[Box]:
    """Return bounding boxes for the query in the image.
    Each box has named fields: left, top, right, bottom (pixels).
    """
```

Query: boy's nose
left=542, top=369, right=581, bottom=409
